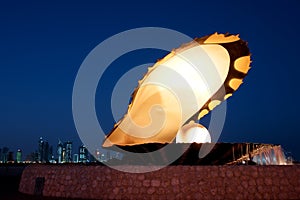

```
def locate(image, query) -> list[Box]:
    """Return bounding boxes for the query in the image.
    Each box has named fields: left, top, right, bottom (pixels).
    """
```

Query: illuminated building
left=73, top=154, right=79, bottom=163
left=16, top=149, right=22, bottom=163
left=38, top=137, right=50, bottom=163
left=38, top=137, right=44, bottom=162
left=57, top=140, right=63, bottom=163
left=62, top=146, right=66, bottom=162
left=0, top=147, right=9, bottom=163
left=48, top=146, right=55, bottom=163
left=43, top=141, right=50, bottom=162
left=79, top=145, right=88, bottom=163
left=64, top=141, right=72, bottom=163
left=56, top=140, right=73, bottom=163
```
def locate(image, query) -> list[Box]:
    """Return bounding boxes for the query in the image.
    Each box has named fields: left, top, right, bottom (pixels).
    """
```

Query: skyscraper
left=38, top=137, right=50, bottom=163
left=0, top=147, right=9, bottom=163
left=38, top=137, right=44, bottom=162
left=62, top=146, right=66, bottom=162
left=43, top=141, right=49, bottom=163
left=64, top=141, right=72, bottom=163
left=73, top=154, right=79, bottom=163
left=79, top=145, right=88, bottom=163
left=48, top=146, right=55, bottom=163
left=16, top=149, right=22, bottom=163
left=57, top=140, right=64, bottom=163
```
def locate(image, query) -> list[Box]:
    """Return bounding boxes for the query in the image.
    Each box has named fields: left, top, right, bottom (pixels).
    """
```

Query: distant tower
left=62, top=146, right=66, bottom=162
left=0, top=148, right=2, bottom=163
left=1, top=147, right=9, bottom=163
left=8, top=151, right=14, bottom=163
left=79, top=145, right=88, bottom=163
left=38, top=137, right=51, bottom=163
left=16, top=149, right=22, bottom=163
left=34, top=151, right=39, bottom=162
left=57, top=140, right=64, bottom=163
left=43, top=141, right=49, bottom=163
left=38, top=137, right=44, bottom=162
left=49, top=146, right=54, bottom=163
left=64, top=141, right=72, bottom=163
left=73, top=154, right=79, bottom=163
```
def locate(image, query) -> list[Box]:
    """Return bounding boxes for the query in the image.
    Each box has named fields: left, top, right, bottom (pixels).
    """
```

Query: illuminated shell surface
left=103, top=33, right=251, bottom=147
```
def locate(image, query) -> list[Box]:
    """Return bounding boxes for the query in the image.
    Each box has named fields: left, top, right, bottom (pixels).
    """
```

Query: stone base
left=19, top=164, right=300, bottom=199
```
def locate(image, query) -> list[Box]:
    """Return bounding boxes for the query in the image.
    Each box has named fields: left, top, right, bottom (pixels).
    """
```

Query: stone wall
left=19, top=164, right=300, bottom=199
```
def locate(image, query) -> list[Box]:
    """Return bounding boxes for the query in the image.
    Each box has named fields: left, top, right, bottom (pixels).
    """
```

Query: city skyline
left=0, top=136, right=114, bottom=163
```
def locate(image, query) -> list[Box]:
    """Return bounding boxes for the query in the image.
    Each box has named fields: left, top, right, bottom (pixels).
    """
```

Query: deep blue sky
left=0, top=1, right=300, bottom=160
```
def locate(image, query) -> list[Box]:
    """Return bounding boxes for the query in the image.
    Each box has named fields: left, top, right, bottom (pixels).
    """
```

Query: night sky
left=1, top=1, right=300, bottom=160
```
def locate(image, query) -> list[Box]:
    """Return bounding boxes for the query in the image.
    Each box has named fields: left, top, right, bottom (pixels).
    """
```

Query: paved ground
left=0, top=175, right=86, bottom=200
left=0, top=164, right=90, bottom=200
left=1, top=192, right=76, bottom=200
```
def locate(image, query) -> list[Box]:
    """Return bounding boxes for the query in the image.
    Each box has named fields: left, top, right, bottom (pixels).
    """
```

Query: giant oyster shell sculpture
left=103, top=33, right=251, bottom=147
